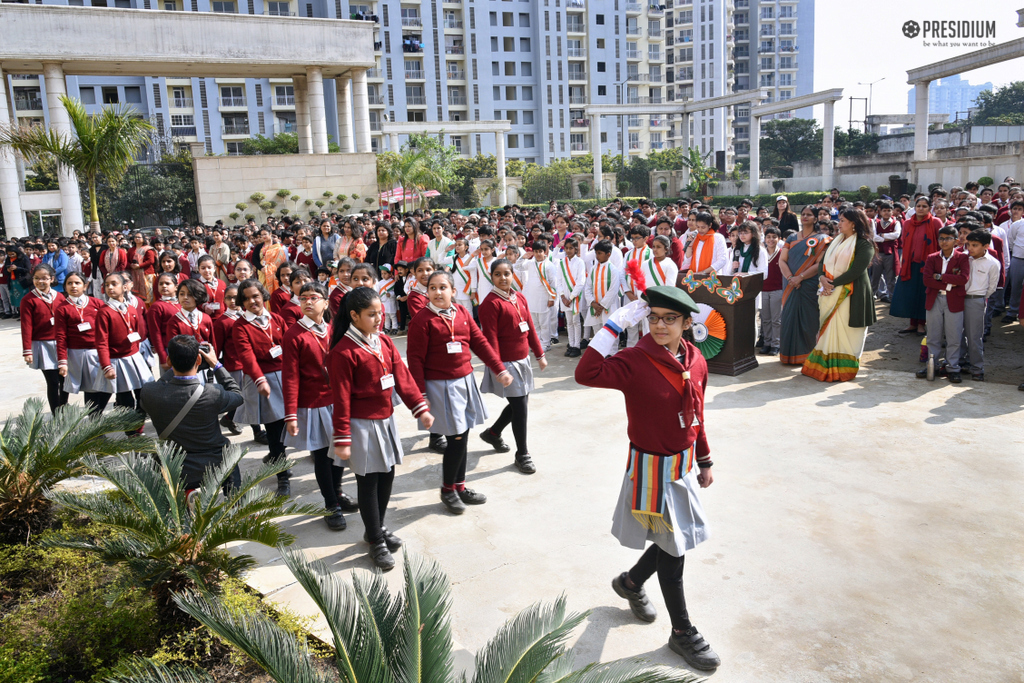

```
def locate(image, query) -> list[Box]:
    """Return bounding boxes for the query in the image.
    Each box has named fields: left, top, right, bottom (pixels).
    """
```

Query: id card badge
left=127, top=331, right=142, bottom=343
left=679, top=412, right=700, bottom=428
left=77, top=322, right=92, bottom=332
left=446, top=341, right=463, bottom=354
left=519, top=320, right=530, bottom=333
left=380, top=373, right=395, bottom=389
left=269, top=345, right=283, bottom=359
left=49, top=317, right=55, bottom=327
left=208, top=302, right=221, bottom=310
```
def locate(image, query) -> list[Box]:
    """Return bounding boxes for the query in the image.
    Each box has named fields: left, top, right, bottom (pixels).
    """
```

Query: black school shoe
left=220, top=414, right=242, bottom=435
left=458, top=488, right=487, bottom=505
left=480, top=428, right=510, bottom=453
left=364, top=526, right=403, bottom=552
left=337, top=491, right=360, bottom=512
left=969, top=373, right=985, bottom=381
left=440, top=489, right=467, bottom=514
left=611, top=572, right=657, bottom=623
left=428, top=435, right=448, bottom=453
left=668, top=627, right=721, bottom=671
left=948, top=372, right=962, bottom=384
left=325, top=507, right=347, bottom=531
left=580, top=339, right=590, bottom=349
left=368, top=540, right=395, bottom=571
left=514, top=453, right=536, bottom=474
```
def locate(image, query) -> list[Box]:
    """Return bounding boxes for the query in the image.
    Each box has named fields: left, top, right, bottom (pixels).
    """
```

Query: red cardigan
left=269, top=286, right=291, bottom=314
left=20, top=290, right=65, bottom=354
left=282, top=322, right=332, bottom=419
left=165, top=310, right=216, bottom=350
left=922, top=251, right=970, bottom=313
left=899, top=214, right=943, bottom=280
left=55, top=296, right=103, bottom=365
left=213, top=312, right=243, bottom=372
left=406, top=303, right=505, bottom=392
left=575, top=335, right=711, bottom=464
left=127, top=246, right=156, bottom=275
left=95, top=302, right=143, bottom=369
left=198, top=278, right=227, bottom=319
left=477, top=291, right=545, bottom=362
left=407, top=288, right=428, bottom=319
left=127, top=295, right=148, bottom=341
left=98, top=248, right=128, bottom=279
left=232, top=313, right=286, bottom=386
left=329, top=333, right=427, bottom=446
left=278, top=298, right=303, bottom=330
left=147, top=300, right=181, bottom=366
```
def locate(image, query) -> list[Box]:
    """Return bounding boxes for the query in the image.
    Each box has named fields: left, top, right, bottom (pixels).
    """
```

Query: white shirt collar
left=243, top=309, right=269, bottom=326
left=298, top=315, right=328, bottom=336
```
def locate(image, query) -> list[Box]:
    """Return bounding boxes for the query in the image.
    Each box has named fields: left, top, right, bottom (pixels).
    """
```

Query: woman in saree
left=260, top=230, right=289, bottom=297
left=802, top=209, right=877, bottom=382
left=778, top=206, right=829, bottom=365
left=127, top=232, right=156, bottom=304
left=889, top=196, right=942, bottom=335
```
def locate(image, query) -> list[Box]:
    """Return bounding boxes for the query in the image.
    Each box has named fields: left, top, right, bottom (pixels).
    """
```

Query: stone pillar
left=592, top=114, right=602, bottom=199
left=822, top=99, right=835, bottom=192
left=913, top=81, right=930, bottom=163
left=293, top=74, right=311, bottom=154
left=351, top=69, right=371, bottom=153
left=41, top=63, right=84, bottom=234
left=495, top=131, right=507, bottom=206
left=389, top=132, right=400, bottom=152
left=335, top=76, right=353, bottom=153
left=306, top=67, right=328, bottom=154
left=679, top=112, right=690, bottom=188
left=0, top=70, right=27, bottom=238
left=748, top=114, right=760, bottom=196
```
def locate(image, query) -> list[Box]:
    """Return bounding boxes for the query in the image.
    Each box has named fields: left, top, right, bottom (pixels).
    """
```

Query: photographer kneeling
left=140, top=334, right=245, bottom=493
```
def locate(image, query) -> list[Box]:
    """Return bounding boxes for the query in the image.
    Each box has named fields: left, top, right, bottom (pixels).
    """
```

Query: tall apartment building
left=6, top=0, right=811, bottom=172
left=907, top=74, right=991, bottom=118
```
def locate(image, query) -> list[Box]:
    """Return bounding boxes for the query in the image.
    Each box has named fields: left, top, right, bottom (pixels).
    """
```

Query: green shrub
left=977, top=176, right=994, bottom=187
left=0, top=644, right=49, bottom=683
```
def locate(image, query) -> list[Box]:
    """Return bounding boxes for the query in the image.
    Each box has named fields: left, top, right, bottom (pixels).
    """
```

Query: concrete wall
left=473, top=178, right=523, bottom=207
left=877, top=129, right=970, bottom=154
left=192, top=153, right=378, bottom=224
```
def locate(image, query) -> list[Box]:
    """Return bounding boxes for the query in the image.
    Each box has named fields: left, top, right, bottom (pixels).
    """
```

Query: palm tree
left=104, top=549, right=702, bottom=683
left=0, top=398, right=149, bottom=545
left=0, top=96, right=154, bottom=231
left=45, top=443, right=322, bottom=611
left=680, top=148, right=719, bottom=198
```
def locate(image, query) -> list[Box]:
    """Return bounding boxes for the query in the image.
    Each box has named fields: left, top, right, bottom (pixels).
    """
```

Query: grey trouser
left=985, top=287, right=1003, bottom=332
left=760, top=289, right=783, bottom=350
left=926, top=295, right=964, bottom=372
left=960, top=296, right=987, bottom=373
left=870, top=253, right=896, bottom=299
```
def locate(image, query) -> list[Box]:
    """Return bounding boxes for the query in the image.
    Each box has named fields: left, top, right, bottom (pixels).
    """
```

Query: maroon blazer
left=922, top=251, right=970, bottom=313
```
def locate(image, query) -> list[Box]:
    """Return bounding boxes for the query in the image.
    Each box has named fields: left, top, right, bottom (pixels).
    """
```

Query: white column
left=495, top=131, right=507, bottom=206
left=913, top=81, right=930, bottom=163
left=293, top=74, right=311, bottom=154
left=351, top=69, right=371, bottom=153
left=389, top=132, right=400, bottom=152
left=591, top=114, right=602, bottom=199
left=306, top=67, right=328, bottom=154
left=679, top=112, right=690, bottom=189
left=41, top=63, right=84, bottom=234
left=748, top=114, right=760, bottom=196
left=822, top=100, right=835, bottom=192
left=335, top=77, right=353, bottom=153
left=0, top=70, right=27, bottom=237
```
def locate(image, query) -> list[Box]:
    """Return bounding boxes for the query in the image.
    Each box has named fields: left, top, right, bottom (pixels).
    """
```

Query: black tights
left=85, top=389, right=145, bottom=434
left=442, top=430, right=469, bottom=488
left=628, top=545, right=691, bottom=631
left=312, top=446, right=345, bottom=509
left=489, top=395, right=529, bottom=456
left=355, top=468, right=395, bottom=544
left=263, top=419, right=286, bottom=461
left=41, top=369, right=68, bottom=414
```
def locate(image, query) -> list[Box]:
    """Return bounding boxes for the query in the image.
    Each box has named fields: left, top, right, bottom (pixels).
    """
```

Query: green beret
left=642, top=285, right=699, bottom=315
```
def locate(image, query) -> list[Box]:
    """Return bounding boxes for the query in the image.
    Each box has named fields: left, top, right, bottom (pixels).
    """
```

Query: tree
left=105, top=549, right=701, bottom=683
left=759, top=118, right=822, bottom=178
left=239, top=133, right=340, bottom=155
left=0, top=399, right=148, bottom=544
left=973, top=82, right=1024, bottom=125
left=0, top=96, right=154, bottom=230
left=834, top=128, right=881, bottom=158
left=680, top=147, right=719, bottom=196
left=520, top=159, right=574, bottom=203
left=94, top=148, right=198, bottom=227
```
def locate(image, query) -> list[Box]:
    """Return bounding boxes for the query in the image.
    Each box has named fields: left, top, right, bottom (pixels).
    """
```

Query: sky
left=809, top=0, right=1021, bottom=127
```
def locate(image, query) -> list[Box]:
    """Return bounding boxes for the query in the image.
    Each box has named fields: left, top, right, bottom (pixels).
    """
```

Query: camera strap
left=159, top=386, right=204, bottom=440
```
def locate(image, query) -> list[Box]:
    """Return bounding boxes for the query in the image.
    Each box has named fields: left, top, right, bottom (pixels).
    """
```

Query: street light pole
left=857, top=77, right=885, bottom=117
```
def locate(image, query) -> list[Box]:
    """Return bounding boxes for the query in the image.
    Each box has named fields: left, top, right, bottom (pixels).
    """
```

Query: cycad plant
left=104, top=549, right=702, bottom=683
left=0, top=398, right=149, bottom=544
left=45, top=443, right=321, bottom=611
left=0, top=96, right=154, bottom=230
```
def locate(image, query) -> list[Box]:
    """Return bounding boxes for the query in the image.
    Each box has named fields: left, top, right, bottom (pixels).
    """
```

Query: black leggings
left=41, top=369, right=68, bottom=414
left=86, top=389, right=145, bottom=433
left=263, top=419, right=286, bottom=461
left=442, top=430, right=469, bottom=487
left=628, top=545, right=691, bottom=631
left=355, top=467, right=395, bottom=544
left=489, top=395, right=529, bottom=456
left=312, top=446, right=344, bottom=509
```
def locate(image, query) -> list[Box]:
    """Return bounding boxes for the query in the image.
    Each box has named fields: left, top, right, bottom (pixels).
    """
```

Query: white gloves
left=589, top=299, right=650, bottom=357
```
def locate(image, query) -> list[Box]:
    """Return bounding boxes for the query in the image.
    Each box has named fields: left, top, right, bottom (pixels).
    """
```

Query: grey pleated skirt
left=611, top=466, right=709, bottom=558
left=105, top=352, right=154, bottom=393
left=480, top=356, right=534, bottom=398
left=31, top=340, right=58, bottom=370
left=139, top=338, right=156, bottom=368
left=348, top=415, right=404, bottom=476
left=235, top=370, right=285, bottom=425
left=421, top=372, right=488, bottom=436
left=284, top=405, right=333, bottom=453
left=64, top=348, right=108, bottom=394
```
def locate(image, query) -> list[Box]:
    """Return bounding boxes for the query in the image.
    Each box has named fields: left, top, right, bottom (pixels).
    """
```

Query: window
left=505, top=62, right=516, bottom=76
left=493, top=86, right=501, bottom=100
left=220, top=86, right=244, bottom=106
left=596, top=38, right=604, bottom=48
left=779, top=5, right=793, bottom=17
left=491, top=36, right=499, bottom=51
left=492, top=62, right=500, bottom=76
left=524, top=134, right=534, bottom=147
left=505, top=86, right=517, bottom=100
left=760, top=6, right=773, bottom=18
left=267, top=1, right=290, bottom=15
left=79, top=87, right=96, bottom=105
left=678, top=46, right=693, bottom=61
left=225, top=142, right=245, bottom=155
left=597, top=62, right=606, bottom=72
left=779, top=73, right=792, bottom=86
left=519, top=12, right=529, bottom=26
left=780, top=22, right=793, bottom=35
left=102, top=87, right=119, bottom=104
left=595, top=13, right=604, bottom=24
left=502, top=11, right=513, bottom=26
left=211, top=1, right=236, bottom=12
left=520, top=38, right=530, bottom=52
left=760, top=73, right=774, bottom=87
left=489, top=11, right=497, bottom=25
left=522, top=86, right=533, bottom=100
left=171, top=114, right=195, bottom=126
left=780, top=90, right=792, bottom=100
left=523, top=110, right=534, bottom=124
left=503, top=37, right=515, bottom=51
left=760, top=57, right=773, bottom=70
left=780, top=56, right=794, bottom=68
left=597, top=85, right=605, bottom=96
left=507, top=110, right=518, bottom=124
left=494, top=109, right=502, bottom=120
left=407, top=111, right=425, bottom=122
left=508, top=134, right=519, bottom=148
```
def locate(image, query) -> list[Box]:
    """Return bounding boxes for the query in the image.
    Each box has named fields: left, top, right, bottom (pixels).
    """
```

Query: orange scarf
left=693, top=232, right=717, bottom=272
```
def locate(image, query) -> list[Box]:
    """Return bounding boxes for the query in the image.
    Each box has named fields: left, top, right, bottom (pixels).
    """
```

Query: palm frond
left=470, top=595, right=588, bottom=683
left=104, top=655, right=215, bottom=683
left=540, top=657, right=705, bottom=683
left=352, top=571, right=401, bottom=683
left=395, top=553, right=454, bottom=683
left=174, top=588, right=333, bottom=683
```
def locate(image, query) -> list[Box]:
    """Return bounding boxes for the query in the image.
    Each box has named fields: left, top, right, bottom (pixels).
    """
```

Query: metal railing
left=171, top=126, right=197, bottom=137
left=567, top=46, right=586, bottom=58
left=12, top=75, right=37, bottom=80
left=566, top=0, right=585, bottom=7
left=401, top=17, right=422, bottom=27
left=172, top=97, right=194, bottom=108
left=366, top=68, right=383, bottom=78
left=370, top=120, right=382, bottom=131
left=629, top=141, right=644, bottom=150
left=566, top=21, right=585, bottom=32
left=222, top=124, right=250, bottom=135
left=14, top=98, right=43, bottom=111
left=570, top=118, right=589, bottom=127
left=219, top=96, right=246, bottom=107
left=274, top=94, right=295, bottom=106
left=625, top=2, right=641, bottom=11
left=445, top=44, right=465, bottom=54
left=626, top=96, right=662, bottom=105
left=407, top=95, right=427, bottom=105
left=264, top=8, right=296, bottom=15
left=625, top=26, right=643, bottom=35
left=448, top=95, right=467, bottom=105
left=569, top=95, right=587, bottom=104
left=649, top=73, right=663, bottom=82
left=648, top=50, right=663, bottom=60
left=275, top=121, right=296, bottom=133
left=649, top=141, right=665, bottom=149
left=570, top=142, right=588, bottom=152
left=648, top=28, right=663, bottom=38
left=627, top=117, right=642, bottom=127
left=625, top=49, right=641, bottom=59
left=446, top=70, right=466, bottom=80
left=626, top=73, right=649, bottom=82
left=568, top=70, right=587, bottom=80
left=405, top=69, right=425, bottom=79
left=444, top=18, right=463, bottom=28
left=368, top=94, right=385, bottom=104
left=648, top=5, right=664, bottom=14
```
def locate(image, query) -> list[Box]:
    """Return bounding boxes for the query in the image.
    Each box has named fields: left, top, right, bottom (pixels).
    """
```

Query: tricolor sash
left=646, top=258, right=668, bottom=287
left=558, top=258, right=580, bottom=314
left=535, top=261, right=555, bottom=297
left=590, top=263, right=613, bottom=315
left=453, top=257, right=472, bottom=294
left=626, top=445, right=694, bottom=533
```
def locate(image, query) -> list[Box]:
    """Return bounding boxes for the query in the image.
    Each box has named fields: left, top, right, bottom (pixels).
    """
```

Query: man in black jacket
left=140, top=335, right=245, bottom=492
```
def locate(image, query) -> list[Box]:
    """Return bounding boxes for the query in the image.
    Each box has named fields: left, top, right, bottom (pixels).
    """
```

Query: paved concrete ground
left=1, top=316, right=1022, bottom=682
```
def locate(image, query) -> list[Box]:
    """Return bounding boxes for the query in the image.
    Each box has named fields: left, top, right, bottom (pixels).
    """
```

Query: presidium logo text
left=902, top=19, right=996, bottom=40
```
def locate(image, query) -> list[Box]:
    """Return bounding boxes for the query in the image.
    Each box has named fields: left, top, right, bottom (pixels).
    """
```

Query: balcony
left=648, top=4, right=664, bottom=15
left=650, top=117, right=666, bottom=127
left=648, top=50, right=663, bottom=61
left=366, top=68, right=383, bottom=78
left=757, top=46, right=776, bottom=53
left=566, top=21, right=585, bottom=33
left=446, top=69, right=466, bottom=80
left=627, top=117, right=641, bottom=127
left=171, top=126, right=197, bottom=137
left=274, top=94, right=295, bottom=106
left=275, top=120, right=296, bottom=134
left=448, top=95, right=467, bottom=105
left=566, top=0, right=585, bottom=7
left=626, top=96, right=662, bottom=105
left=625, top=2, right=641, bottom=12
left=780, top=45, right=799, bottom=52
left=625, top=26, right=643, bottom=36
left=625, top=49, right=641, bottom=60
left=628, top=141, right=644, bottom=150
left=567, top=46, right=586, bottom=58
left=570, top=118, right=589, bottom=128
left=569, top=95, right=587, bottom=105
left=735, top=131, right=749, bottom=140
left=219, top=96, right=247, bottom=107
left=264, top=8, right=296, bottom=15
left=734, top=114, right=750, bottom=122
left=171, top=97, right=194, bottom=108
left=401, top=17, right=422, bottom=28
left=676, top=69, right=693, bottom=81
left=222, top=123, right=250, bottom=135
left=445, top=44, right=465, bottom=55
left=14, top=98, right=43, bottom=111
left=570, top=142, right=588, bottom=152
left=568, top=70, right=587, bottom=81
left=370, top=120, right=382, bottom=131
left=405, top=69, right=425, bottom=79
left=368, top=94, right=385, bottom=105
left=735, top=0, right=748, bottom=5
left=407, top=95, right=427, bottom=105
left=11, top=75, right=37, bottom=80
left=626, top=73, right=649, bottom=82
left=650, top=141, right=665, bottom=149
left=779, top=60, right=799, bottom=69
left=649, top=73, right=663, bottom=82
left=444, top=18, right=463, bottom=28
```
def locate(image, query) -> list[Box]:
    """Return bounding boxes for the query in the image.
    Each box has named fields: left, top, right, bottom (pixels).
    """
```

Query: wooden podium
left=682, top=272, right=764, bottom=376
